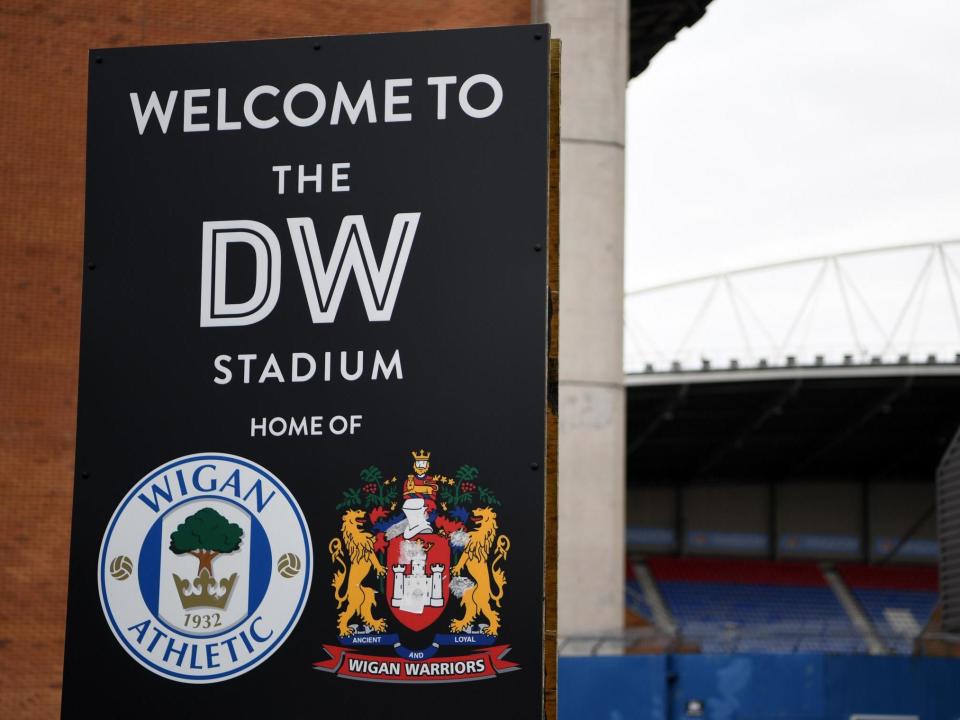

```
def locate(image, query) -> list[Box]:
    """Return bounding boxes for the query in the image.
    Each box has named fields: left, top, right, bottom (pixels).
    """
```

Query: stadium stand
left=640, top=557, right=870, bottom=653
left=838, top=564, right=939, bottom=654
left=625, top=558, right=654, bottom=623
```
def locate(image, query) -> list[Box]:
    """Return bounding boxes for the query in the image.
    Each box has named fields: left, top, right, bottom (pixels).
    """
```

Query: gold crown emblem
left=411, top=449, right=431, bottom=462
left=173, top=568, right=238, bottom=610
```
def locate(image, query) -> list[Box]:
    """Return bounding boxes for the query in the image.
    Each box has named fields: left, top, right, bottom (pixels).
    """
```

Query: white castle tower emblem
left=391, top=539, right=444, bottom=614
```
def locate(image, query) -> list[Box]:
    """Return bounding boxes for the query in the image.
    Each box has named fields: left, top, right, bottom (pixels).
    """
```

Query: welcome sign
left=63, top=25, right=556, bottom=717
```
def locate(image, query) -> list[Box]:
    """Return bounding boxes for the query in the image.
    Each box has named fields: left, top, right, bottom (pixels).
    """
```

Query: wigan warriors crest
left=315, top=451, right=517, bottom=683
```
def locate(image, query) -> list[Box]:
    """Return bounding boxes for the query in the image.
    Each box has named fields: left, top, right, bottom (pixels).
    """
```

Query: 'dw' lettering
left=286, top=213, right=419, bottom=323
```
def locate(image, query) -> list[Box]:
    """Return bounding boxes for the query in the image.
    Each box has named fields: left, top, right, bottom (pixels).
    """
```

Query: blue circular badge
left=98, top=453, right=312, bottom=683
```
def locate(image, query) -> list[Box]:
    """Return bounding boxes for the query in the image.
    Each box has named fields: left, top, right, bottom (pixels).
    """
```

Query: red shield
left=385, top=532, right=450, bottom=631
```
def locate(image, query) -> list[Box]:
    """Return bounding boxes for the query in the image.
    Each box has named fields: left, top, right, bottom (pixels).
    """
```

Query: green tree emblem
left=169, top=507, right=243, bottom=578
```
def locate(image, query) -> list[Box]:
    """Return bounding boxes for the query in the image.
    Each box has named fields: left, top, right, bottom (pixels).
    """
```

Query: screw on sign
left=278, top=553, right=302, bottom=578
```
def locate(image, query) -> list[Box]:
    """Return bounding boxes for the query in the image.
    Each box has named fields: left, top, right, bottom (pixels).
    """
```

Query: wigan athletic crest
left=98, top=453, right=313, bottom=683
left=314, top=450, right=517, bottom=683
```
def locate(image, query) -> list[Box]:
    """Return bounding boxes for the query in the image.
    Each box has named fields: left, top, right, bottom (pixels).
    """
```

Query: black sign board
left=63, top=25, right=555, bottom=718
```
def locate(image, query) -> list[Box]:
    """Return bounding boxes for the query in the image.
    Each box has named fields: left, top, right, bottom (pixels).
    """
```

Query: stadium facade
left=576, top=246, right=960, bottom=715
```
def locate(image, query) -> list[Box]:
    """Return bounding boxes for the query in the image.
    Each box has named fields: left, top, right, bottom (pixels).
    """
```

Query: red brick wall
left=0, top=2, right=530, bottom=716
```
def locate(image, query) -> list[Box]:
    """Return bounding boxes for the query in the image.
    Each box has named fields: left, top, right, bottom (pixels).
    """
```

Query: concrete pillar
left=538, top=0, right=628, bottom=637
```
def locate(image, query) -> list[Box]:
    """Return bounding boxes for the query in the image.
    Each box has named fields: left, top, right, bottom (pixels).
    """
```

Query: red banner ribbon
left=313, top=644, right=518, bottom=683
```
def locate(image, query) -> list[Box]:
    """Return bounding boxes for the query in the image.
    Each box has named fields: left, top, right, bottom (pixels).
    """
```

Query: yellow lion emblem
left=329, top=509, right=387, bottom=636
left=450, top=507, right=510, bottom=636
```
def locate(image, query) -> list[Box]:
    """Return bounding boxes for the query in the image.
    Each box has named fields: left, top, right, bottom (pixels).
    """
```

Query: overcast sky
left=625, top=0, right=960, bottom=293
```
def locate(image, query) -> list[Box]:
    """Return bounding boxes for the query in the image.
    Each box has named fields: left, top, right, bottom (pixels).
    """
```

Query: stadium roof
left=627, top=371, right=960, bottom=485
left=630, top=0, right=714, bottom=78
left=624, top=10, right=960, bottom=490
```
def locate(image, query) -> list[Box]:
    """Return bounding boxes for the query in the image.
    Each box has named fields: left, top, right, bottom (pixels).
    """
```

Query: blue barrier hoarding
left=560, top=654, right=960, bottom=720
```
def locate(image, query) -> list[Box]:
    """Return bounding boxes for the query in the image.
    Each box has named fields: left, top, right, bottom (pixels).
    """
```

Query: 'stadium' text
left=213, top=349, right=402, bottom=385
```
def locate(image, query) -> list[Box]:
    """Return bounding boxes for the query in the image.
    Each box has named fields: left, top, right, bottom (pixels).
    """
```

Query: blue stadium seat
left=642, top=557, right=867, bottom=653
left=838, top=564, right=939, bottom=655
